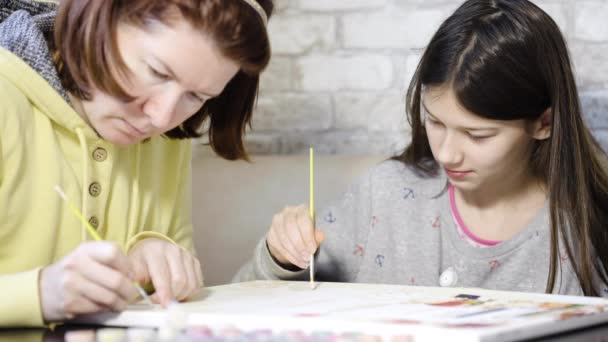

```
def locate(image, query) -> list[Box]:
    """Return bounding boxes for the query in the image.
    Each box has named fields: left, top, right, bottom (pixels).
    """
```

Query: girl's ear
left=530, top=108, right=552, bottom=140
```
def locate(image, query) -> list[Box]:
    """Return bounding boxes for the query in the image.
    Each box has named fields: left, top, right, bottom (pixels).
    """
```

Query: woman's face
left=74, top=19, right=239, bottom=146
left=422, top=86, right=549, bottom=194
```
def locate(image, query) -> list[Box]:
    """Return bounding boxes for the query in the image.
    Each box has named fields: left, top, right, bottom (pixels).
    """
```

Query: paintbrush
left=54, top=185, right=154, bottom=306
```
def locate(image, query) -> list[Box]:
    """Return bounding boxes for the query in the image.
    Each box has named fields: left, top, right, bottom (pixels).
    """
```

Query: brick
left=342, top=8, right=448, bottom=49
left=260, top=57, right=292, bottom=92
left=591, top=129, right=608, bottom=152
left=252, top=93, right=332, bottom=131
left=393, top=0, right=460, bottom=6
left=334, top=91, right=407, bottom=131
left=273, top=0, right=290, bottom=12
left=268, top=14, right=336, bottom=54
left=243, top=133, right=282, bottom=155
left=572, top=43, right=608, bottom=88
left=297, top=0, right=388, bottom=11
left=581, top=90, right=608, bottom=129
left=399, top=54, right=423, bottom=91
left=574, top=2, right=608, bottom=41
left=279, top=131, right=409, bottom=155
left=535, top=2, right=568, bottom=34
left=295, top=55, right=393, bottom=91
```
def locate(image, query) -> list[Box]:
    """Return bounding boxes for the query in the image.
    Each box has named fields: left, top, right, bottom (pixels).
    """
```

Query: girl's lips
left=444, top=168, right=472, bottom=178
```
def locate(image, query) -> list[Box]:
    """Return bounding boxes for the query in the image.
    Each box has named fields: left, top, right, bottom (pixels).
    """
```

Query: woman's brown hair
left=394, top=0, right=608, bottom=295
left=53, top=0, right=273, bottom=160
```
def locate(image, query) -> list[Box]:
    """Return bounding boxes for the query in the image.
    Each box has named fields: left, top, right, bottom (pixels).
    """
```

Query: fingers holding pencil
left=54, top=185, right=154, bottom=308
left=266, top=205, right=325, bottom=269
left=39, top=241, right=140, bottom=322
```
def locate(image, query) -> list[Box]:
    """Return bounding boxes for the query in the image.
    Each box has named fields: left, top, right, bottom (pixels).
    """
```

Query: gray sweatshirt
left=234, top=160, right=606, bottom=296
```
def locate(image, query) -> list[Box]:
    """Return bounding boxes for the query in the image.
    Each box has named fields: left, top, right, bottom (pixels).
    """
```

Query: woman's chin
left=100, top=130, right=140, bottom=147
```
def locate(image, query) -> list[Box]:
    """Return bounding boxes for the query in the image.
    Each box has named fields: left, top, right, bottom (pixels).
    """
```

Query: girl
left=235, top=0, right=608, bottom=298
left=0, top=0, right=272, bottom=326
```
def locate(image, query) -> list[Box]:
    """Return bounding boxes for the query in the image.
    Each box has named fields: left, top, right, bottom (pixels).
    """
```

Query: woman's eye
left=149, top=66, right=170, bottom=80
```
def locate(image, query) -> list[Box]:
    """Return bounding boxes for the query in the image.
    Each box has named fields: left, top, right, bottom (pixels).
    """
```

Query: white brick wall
left=236, top=0, right=608, bottom=155
left=296, top=55, right=394, bottom=91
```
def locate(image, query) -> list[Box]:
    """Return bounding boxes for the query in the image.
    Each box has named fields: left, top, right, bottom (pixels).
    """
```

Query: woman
left=0, top=0, right=272, bottom=326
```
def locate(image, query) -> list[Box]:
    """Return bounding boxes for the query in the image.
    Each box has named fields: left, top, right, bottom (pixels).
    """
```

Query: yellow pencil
left=54, top=185, right=154, bottom=306
left=309, top=147, right=315, bottom=290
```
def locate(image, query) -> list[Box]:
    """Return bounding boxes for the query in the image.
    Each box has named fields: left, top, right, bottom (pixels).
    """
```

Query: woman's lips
left=123, top=119, right=147, bottom=138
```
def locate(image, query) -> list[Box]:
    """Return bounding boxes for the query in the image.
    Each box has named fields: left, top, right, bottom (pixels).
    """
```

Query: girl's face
left=73, top=19, right=240, bottom=146
left=422, top=86, right=550, bottom=194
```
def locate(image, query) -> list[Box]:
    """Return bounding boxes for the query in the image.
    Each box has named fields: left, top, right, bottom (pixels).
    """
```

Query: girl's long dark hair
left=393, top=0, right=608, bottom=295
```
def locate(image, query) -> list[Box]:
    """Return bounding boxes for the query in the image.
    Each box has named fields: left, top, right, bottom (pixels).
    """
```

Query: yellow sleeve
left=0, top=104, right=42, bottom=327
left=0, top=140, right=3, bottom=186
left=0, top=268, right=45, bottom=327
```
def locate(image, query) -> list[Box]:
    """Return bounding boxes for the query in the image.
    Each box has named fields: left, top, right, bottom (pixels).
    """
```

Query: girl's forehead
left=421, top=87, right=524, bottom=129
left=421, top=87, right=470, bottom=117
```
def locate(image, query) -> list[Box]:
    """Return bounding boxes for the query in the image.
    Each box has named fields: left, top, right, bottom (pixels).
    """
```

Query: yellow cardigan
left=0, top=47, right=194, bottom=327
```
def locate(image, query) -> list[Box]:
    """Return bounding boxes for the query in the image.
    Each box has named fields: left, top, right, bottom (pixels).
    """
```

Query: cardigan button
left=88, top=216, right=100, bottom=229
left=89, top=182, right=101, bottom=197
left=92, top=147, right=108, bottom=162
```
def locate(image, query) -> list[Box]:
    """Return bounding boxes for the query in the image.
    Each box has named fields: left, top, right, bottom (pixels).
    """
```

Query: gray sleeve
left=232, top=170, right=374, bottom=283
left=232, top=238, right=308, bottom=282
left=313, top=171, right=374, bottom=282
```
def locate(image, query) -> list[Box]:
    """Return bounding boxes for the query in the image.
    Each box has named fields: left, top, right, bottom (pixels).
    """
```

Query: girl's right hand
left=39, top=241, right=140, bottom=322
left=266, top=205, right=325, bottom=269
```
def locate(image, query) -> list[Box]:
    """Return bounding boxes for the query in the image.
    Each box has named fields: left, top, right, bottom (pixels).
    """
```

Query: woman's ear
left=530, top=108, right=552, bottom=140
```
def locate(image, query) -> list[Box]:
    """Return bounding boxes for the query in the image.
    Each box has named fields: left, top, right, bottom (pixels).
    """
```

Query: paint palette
left=72, top=281, right=608, bottom=342
left=70, top=327, right=396, bottom=342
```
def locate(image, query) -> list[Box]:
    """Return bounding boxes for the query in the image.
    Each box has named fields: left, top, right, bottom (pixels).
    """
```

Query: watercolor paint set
left=77, top=326, right=398, bottom=342
left=72, top=280, right=608, bottom=342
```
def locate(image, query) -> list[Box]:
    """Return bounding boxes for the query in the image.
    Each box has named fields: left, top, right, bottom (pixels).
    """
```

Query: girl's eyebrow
left=421, top=101, right=498, bottom=132
left=421, top=101, right=437, bottom=119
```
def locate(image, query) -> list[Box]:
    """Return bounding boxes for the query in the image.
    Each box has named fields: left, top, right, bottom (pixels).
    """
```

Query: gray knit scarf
left=0, top=0, right=68, bottom=102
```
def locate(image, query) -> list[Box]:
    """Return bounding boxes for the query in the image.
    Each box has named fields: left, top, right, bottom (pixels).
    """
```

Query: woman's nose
left=142, top=89, right=180, bottom=129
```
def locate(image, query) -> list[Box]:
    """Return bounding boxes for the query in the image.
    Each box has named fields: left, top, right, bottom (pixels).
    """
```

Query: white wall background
left=207, top=0, right=608, bottom=155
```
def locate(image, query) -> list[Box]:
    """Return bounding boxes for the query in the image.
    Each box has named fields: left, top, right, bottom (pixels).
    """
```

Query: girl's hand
left=266, top=205, right=325, bottom=269
left=128, top=238, right=203, bottom=306
left=39, top=241, right=139, bottom=322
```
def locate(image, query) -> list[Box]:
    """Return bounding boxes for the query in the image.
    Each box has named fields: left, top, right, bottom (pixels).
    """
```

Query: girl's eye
left=189, top=92, right=205, bottom=103
left=468, top=134, right=492, bottom=141
left=425, top=118, right=441, bottom=126
left=149, top=66, right=170, bottom=80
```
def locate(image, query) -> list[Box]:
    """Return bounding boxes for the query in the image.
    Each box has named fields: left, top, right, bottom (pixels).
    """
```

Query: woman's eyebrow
left=151, top=56, right=220, bottom=98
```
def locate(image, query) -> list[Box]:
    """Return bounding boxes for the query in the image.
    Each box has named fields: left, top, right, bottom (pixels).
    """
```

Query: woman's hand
left=39, top=241, right=139, bottom=322
left=128, top=238, right=203, bottom=306
left=266, top=205, right=325, bottom=269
